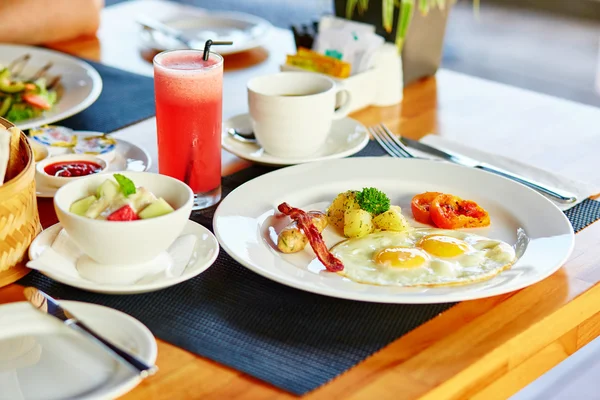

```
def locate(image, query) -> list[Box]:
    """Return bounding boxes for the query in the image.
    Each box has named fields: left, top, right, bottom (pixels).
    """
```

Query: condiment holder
left=280, top=42, right=403, bottom=114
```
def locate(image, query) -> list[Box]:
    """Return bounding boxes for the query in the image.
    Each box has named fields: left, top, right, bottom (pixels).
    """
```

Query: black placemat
left=58, top=60, right=155, bottom=133
left=19, top=138, right=600, bottom=395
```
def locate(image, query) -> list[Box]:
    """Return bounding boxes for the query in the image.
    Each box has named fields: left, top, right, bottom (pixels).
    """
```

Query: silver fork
left=372, top=123, right=577, bottom=203
left=6, top=54, right=57, bottom=85
left=368, top=124, right=415, bottom=158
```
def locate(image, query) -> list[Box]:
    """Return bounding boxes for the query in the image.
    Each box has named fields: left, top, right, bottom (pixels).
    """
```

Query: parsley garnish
left=356, top=187, right=390, bottom=215
left=114, top=173, right=136, bottom=196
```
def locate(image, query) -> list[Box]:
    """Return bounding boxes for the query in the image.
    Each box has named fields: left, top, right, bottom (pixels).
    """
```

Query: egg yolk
left=374, top=247, right=428, bottom=269
left=417, top=235, right=469, bottom=258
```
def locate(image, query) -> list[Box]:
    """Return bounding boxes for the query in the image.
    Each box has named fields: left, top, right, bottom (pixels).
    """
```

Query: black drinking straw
left=203, top=40, right=234, bottom=60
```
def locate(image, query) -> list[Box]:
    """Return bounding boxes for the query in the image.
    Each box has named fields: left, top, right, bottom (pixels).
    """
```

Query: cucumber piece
left=138, top=198, right=174, bottom=219
left=0, top=97, right=11, bottom=117
left=69, top=195, right=97, bottom=216
left=96, top=179, right=120, bottom=200
left=0, top=69, right=25, bottom=93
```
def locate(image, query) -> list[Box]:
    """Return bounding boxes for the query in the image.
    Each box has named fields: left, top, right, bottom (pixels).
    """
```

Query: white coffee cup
left=247, top=72, right=352, bottom=158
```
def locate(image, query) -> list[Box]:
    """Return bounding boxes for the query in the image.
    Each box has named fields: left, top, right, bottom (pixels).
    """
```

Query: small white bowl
left=36, top=154, right=108, bottom=189
left=54, top=171, right=194, bottom=265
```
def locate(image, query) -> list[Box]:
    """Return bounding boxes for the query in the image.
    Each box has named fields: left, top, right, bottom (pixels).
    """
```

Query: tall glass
left=153, top=50, right=223, bottom=209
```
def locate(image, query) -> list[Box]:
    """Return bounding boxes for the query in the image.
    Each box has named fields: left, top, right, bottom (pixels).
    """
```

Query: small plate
left=36, top=131, right=151, bottom=198
left=28, top=220, right=219, bottom=294
left=0, top=301, right=156, bottom=400
left=222, top=114, right=369, bottom=166
left=0, top=44, right=103, bottom=131
left=140, top=10, right=272, bottom=55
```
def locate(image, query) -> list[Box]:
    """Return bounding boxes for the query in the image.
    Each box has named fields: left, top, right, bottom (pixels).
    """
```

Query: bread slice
left=4, top=127, right=26, bottom=182
left=0, top=126, right=9, bottom=185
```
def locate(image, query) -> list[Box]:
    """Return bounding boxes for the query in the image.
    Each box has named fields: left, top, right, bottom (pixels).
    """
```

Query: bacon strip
left=278, top=202, right=344, bottom=272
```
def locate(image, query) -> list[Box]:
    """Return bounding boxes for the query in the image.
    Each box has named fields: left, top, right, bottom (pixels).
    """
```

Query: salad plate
left=0, top=301, right=156, bottom=400
left=35, top=131, right=151, bottom=198
left=213, top=157, right=575, bottom=304
left=140, top=10, right=272, bottom=55
left=0, top=44, right=102, bottom=130
left=28, top=220, right=219, bottom=294
left=222, top=114, right=369, bottom=166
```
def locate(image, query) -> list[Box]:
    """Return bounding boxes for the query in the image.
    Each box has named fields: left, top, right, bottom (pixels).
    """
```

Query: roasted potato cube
left=344, top=209, right=374, bottom=238
left=372, top=206, right=411, bottom=232
left=326, top=190, right=359, bottom=232
left=277, top=211, right=328, bottom=253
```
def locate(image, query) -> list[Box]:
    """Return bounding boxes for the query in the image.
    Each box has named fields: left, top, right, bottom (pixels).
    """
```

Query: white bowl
left=36, top=154, right=108, bottom=188
left=54, top=171, right=194, bottom=265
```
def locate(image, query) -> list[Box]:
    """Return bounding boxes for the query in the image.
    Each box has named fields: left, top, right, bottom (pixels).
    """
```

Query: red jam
left=44, top=161, right=103, bottom=177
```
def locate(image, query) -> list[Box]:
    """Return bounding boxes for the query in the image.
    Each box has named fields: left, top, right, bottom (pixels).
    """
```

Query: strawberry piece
left=107, top=205, right=139, bottom=221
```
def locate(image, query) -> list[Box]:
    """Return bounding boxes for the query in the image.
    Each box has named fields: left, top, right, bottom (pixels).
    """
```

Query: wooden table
left=3, top=1, right=600, bottom=398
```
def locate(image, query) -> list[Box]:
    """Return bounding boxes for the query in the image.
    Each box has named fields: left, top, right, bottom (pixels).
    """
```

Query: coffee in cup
left=247, top=72, right=351, bottom=158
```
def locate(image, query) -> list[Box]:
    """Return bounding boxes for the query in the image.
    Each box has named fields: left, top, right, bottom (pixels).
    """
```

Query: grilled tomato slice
left=411, top=192, right=443, bottom=225
left=430, top=194, right=490, bottom=229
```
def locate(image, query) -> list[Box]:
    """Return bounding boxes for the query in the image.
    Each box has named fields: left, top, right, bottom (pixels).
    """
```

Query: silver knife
left=23, top=287, right=158, bottom=378
left=400, top=137, right=577, bottom=204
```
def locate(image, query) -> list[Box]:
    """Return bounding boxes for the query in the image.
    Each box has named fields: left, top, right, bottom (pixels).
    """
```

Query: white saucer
left=222, top=114, right=369, bottom=166
left=0, top=301, right=156, bottom=400
left=36, top=131, right=152, bottom=198
left=28, top=220, right=219, bottom=294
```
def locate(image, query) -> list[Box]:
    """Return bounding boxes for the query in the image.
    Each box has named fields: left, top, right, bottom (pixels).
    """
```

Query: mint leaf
left=114, top=173, right=136, bottom=196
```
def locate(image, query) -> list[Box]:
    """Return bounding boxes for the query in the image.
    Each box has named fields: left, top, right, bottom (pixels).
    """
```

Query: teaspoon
left=227, top=128, right=257, bottom=143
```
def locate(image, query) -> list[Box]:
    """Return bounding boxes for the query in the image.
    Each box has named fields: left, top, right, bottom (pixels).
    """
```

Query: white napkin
left=27, top=229, right=198, bottom=285
left=409, top=135, right=600, bottom=211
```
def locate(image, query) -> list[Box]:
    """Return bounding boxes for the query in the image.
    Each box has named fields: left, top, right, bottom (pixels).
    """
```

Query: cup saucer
left=222, top=113, right=369, bottom=166
left=27, top=220, right=219, bottom=294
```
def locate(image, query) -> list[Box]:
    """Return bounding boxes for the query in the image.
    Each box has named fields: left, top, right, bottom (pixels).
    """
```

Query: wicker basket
left=0, top=117, right=41, bottom=287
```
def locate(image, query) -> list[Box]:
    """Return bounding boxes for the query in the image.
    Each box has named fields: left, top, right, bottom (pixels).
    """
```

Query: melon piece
left=96, top=179, right=120, bottom=200
left=85, top=198, right=109, bottom=219
left=69, top=195, right=97, bottom=216
left=129, top=187, right=156, bottom=213
left=139, top=198, right=174, bottom=219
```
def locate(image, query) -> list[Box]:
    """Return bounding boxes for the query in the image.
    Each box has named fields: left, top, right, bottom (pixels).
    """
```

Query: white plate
left=213, top=157, right=575, bottom=304
left=140, top=10, right=272, bottom=55
left=36, top=131, right=151, bottom=198
left=28, top=220, right=219, bottom=294
left=222, top=114, right=370, bottom=166
left=0, top=44, right=103, bottom=131
left=0, top=301, right=156, bottom=400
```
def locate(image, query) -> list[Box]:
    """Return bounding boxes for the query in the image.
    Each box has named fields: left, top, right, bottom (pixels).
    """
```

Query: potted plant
left=334, top=0, right=479, bottom=85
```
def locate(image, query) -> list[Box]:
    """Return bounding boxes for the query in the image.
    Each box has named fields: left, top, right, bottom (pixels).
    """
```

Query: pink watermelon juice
left=153, top=50, right=223, bottom=208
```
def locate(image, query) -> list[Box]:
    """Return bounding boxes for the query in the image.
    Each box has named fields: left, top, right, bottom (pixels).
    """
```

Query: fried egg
left=331, top=228, right=516, bottom=287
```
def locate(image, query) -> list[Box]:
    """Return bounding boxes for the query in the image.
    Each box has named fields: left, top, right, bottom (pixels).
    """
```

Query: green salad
left=0, top=66, right=58, bottom=123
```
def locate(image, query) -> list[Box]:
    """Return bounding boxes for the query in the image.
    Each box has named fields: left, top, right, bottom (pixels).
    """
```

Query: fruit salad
left=69, top=173, right=175, bottom=221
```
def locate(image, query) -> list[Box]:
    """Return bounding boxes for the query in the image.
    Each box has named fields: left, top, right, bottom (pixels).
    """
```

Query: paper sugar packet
left=313, top=16, right=384, bottom=75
